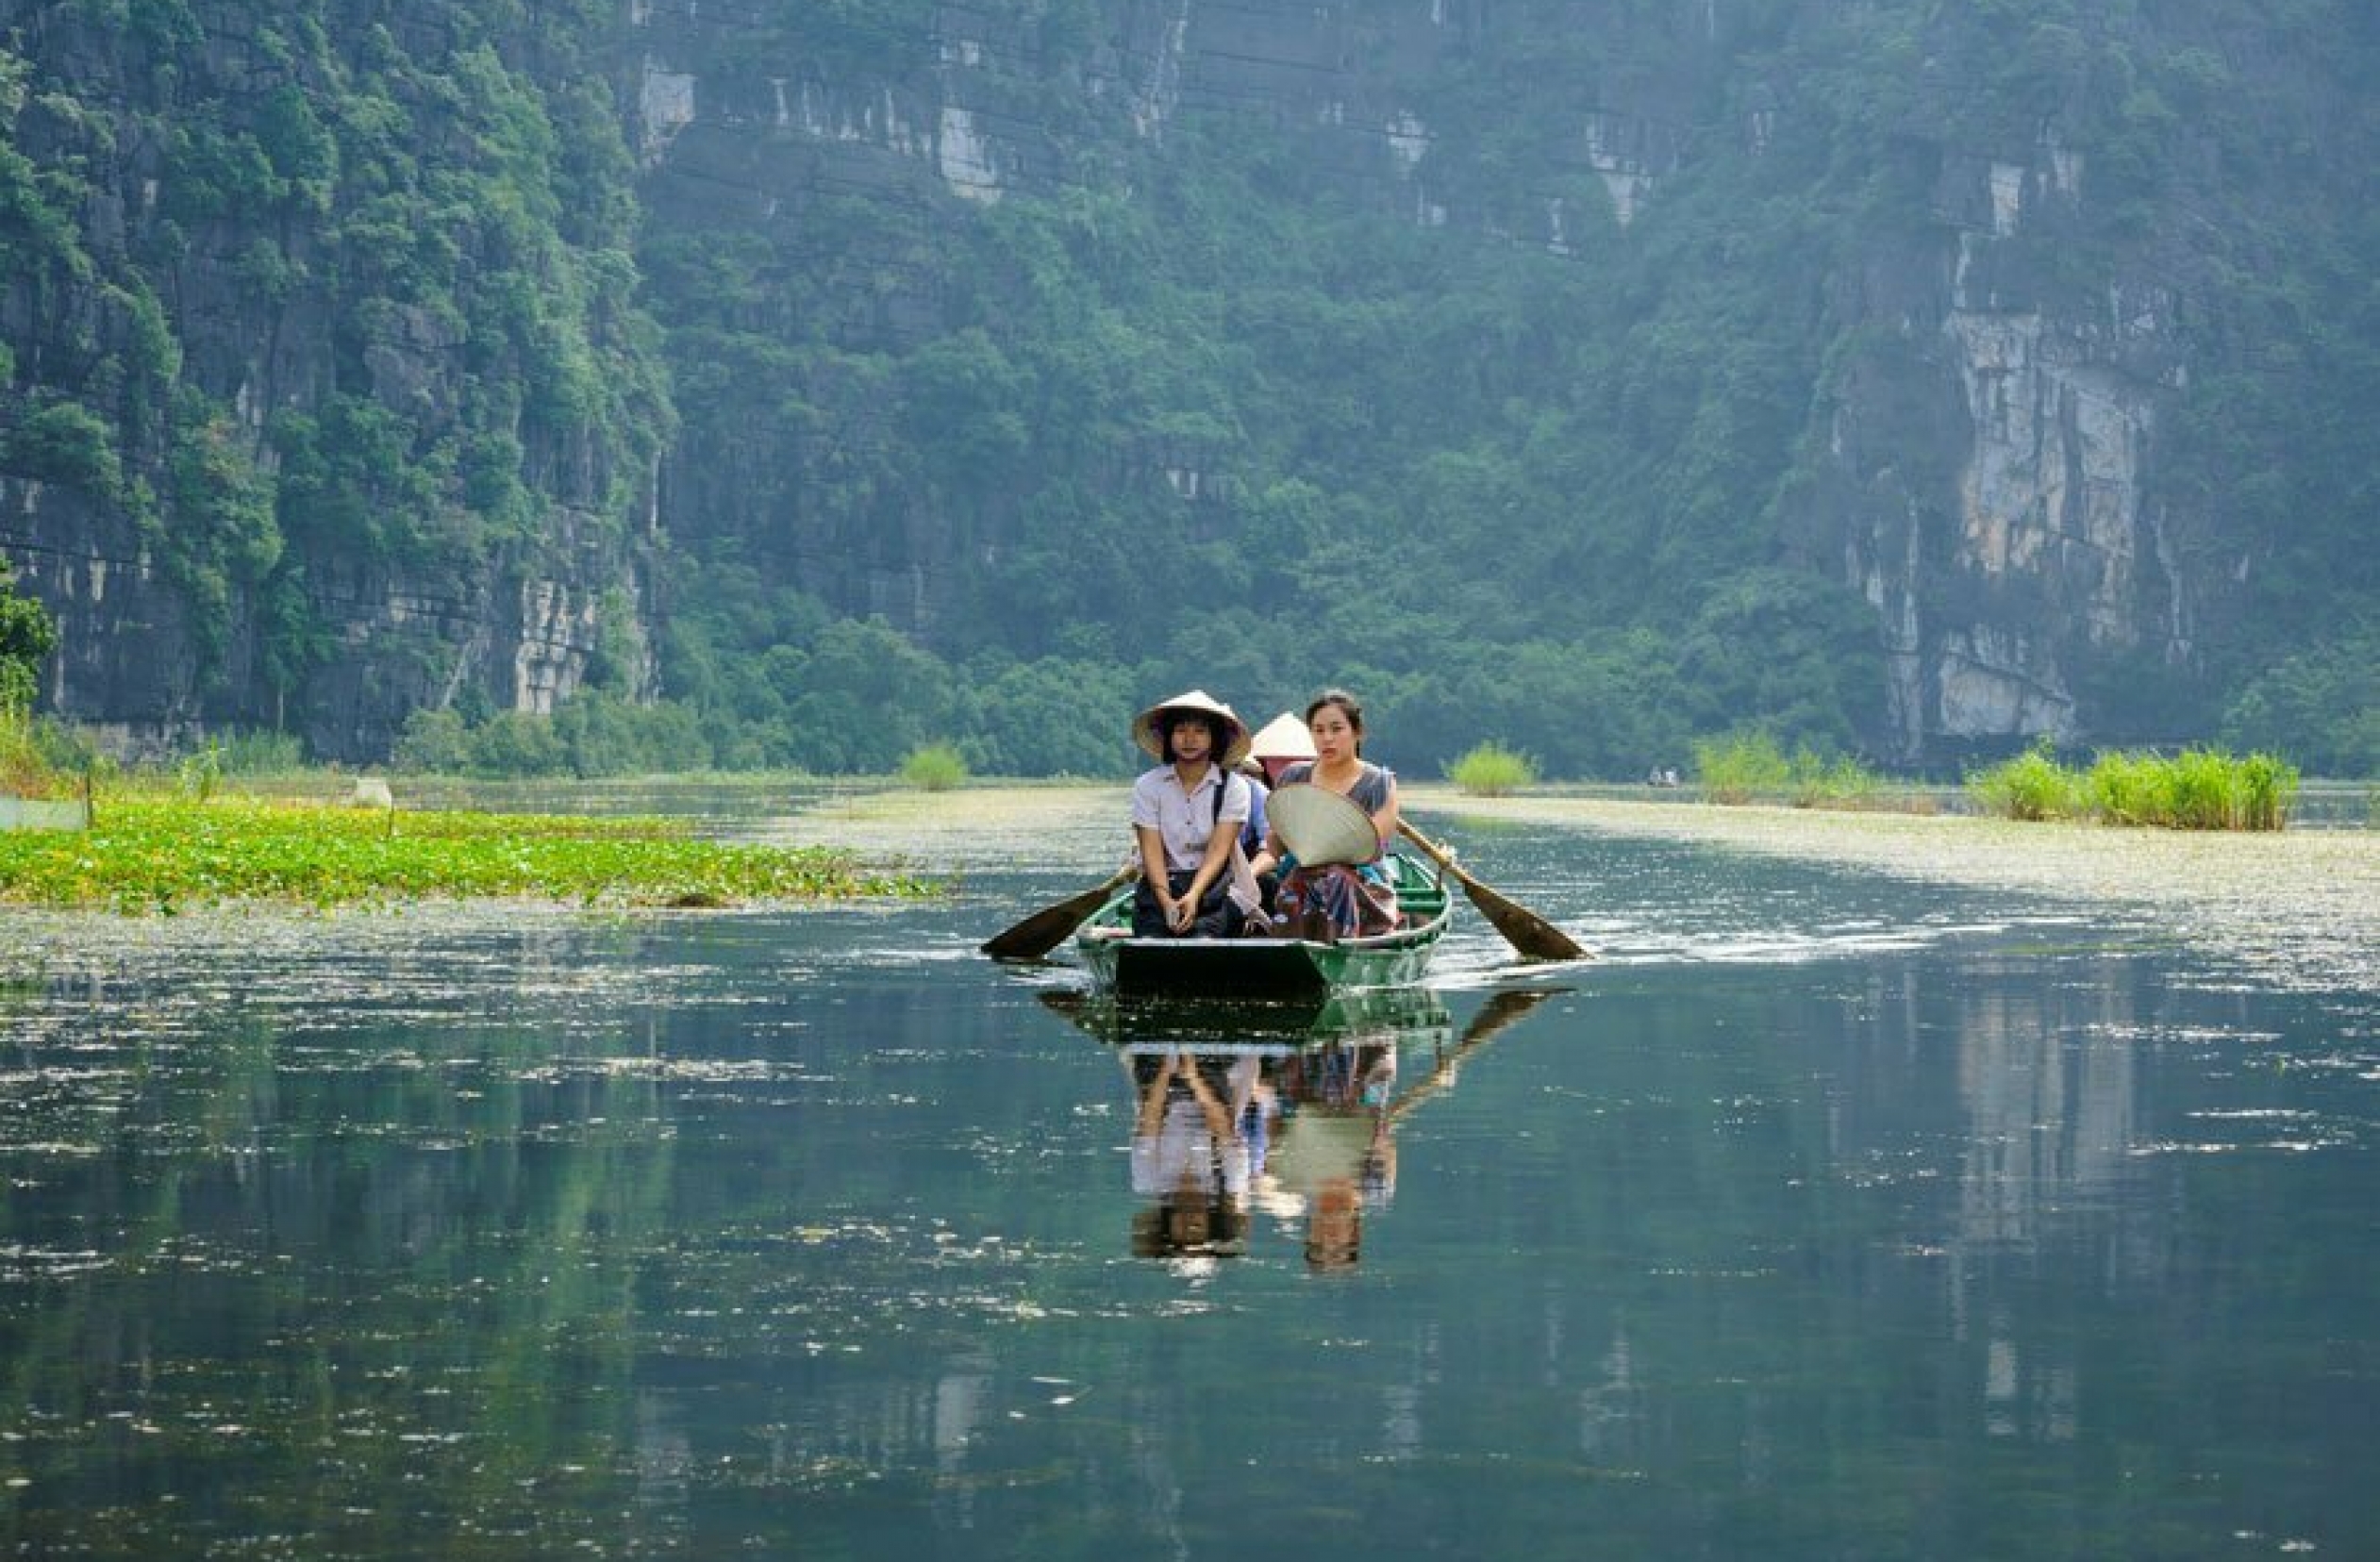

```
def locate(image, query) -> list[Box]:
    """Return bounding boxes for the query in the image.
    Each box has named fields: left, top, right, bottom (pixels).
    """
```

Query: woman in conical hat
left=1127, top=690, right=1257, bottom=938
left=1246, top=711, right=1318, bottom=788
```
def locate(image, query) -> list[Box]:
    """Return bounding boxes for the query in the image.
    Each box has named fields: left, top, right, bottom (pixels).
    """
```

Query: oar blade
left=1457, top=875, right=1589, bottom=962
left=981, top=872, right=1133, bottom=960
left=1399, top=820, right=1591, bottom=962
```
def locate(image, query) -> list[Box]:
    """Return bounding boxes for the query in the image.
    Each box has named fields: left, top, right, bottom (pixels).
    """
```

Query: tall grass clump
left=1447, top=741, right=1538, bottom=796
left=1973, top=743, right=2296, bottom=829
left=2083, top=750, right=2165, bottom=825
left=898, top=741, right=969, bottom=791
left=1789, top=750, right=1886, bottom=808
left=1693, top=730, right=1792, bottom=804
left=216, top=728, right=308, bottom=775
left=0, top=708, right=54, bottom=798
left=1692, top=730, right=1888, bottom=808
left=1968, top=742, right=2088, bottom=821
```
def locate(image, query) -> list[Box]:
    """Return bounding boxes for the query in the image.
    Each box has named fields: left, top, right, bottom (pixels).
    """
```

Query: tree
left=0, top=555, right=58, bottom=717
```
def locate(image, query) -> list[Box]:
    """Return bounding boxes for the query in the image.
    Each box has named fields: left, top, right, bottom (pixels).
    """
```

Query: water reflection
left=1051, top=989, right=1559, bottom=1273
left=0, top=817, right=2370, bottom=1555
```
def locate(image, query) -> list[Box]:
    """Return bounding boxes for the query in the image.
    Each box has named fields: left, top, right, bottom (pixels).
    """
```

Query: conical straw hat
left=1131, top=690, right=1252, bottom=768
left=1248, top=711, right=1318, bottom=763
left=1266, top=783, right=1378, bottom=866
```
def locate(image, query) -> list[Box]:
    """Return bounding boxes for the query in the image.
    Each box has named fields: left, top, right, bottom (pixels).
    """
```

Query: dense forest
left=0, top=0, right=2372, bottom=779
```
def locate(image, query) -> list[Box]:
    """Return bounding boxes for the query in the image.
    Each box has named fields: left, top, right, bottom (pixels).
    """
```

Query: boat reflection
left=1043, top=987, right=1559, bottom=1271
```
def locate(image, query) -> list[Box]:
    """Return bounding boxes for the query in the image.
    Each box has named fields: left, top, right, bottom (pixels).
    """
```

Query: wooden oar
left=981, top=865, right=1138, bottom=960
left=1396, top=821, right=1590, bottom=962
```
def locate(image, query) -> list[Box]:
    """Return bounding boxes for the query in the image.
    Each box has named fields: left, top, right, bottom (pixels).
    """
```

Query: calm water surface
left=0, top=796, right=2372, bottom=1558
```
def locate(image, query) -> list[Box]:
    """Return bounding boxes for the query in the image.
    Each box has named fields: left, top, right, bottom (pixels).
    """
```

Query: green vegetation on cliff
left=2, top=2, right=2373, bottom=780
left=0, top=554, right=54, bottom=722
left=1, top=3, right=672, bottom=707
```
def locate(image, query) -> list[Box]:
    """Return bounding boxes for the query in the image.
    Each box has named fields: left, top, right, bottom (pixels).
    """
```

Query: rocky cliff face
left=4, top=1, right=2365, bottom=764
left=0, top=480, right=641, bottom=760
left=1807, top=138, right=2189, bottom=759
left=0, top=0, right=662, bottom=760
left=623, top=0, right=2342, bottom=762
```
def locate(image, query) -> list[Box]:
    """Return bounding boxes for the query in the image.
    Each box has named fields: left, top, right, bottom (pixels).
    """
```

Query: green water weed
left=0, top=796, right=937, bottom=912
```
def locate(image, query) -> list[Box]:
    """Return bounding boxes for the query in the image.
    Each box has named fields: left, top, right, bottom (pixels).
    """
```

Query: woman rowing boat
left=1250, top=689, right=1402, bottom=939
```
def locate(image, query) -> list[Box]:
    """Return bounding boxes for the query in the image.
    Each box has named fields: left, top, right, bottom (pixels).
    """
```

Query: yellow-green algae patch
left=0, top=796, right=935, bottom=913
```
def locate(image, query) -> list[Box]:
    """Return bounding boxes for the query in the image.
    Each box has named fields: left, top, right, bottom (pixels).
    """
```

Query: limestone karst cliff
left=3, top=1, right=2371, bottom=770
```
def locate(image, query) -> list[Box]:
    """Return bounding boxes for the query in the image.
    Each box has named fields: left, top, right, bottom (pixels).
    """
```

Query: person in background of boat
left=1249, top=689, right=1401, bottom=939
left=1240, top=711, right=1313, bottom=921
left=1246, top=709, right=1319, bottom=788
left=1235, top=756, right=1277, bottom=916
left=1128, top=690, right=1258, bottom=939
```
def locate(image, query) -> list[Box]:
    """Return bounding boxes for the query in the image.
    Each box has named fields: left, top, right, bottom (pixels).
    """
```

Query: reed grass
left=1695, top=730, right=1892, bottom=809
left=1971, top=744, right=2298, bottom=830
left=1789, top=751, right=1888, bottom=809
left=0, top=794, right=937, bottom=913
left=1447, top=742, right=1539, bottom=796
left=1968, top=743, right=2088, bottom=821
left=1693, top=731, right=1792, bottom=804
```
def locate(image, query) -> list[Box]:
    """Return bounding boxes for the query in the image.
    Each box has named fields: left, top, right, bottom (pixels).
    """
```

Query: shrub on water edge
left=1693, top=729, right=1792, bottom=804
left=0, top=709, right=55, bottom=798
left=1447, top=741, right=1538, bottom=796
left=1974, top=743, right=2297, bottom=829
left=1969, top=743, right=2085, bottom=821
left=1789, top=749, right=1885, bottom=808
left=217, top=728, right=308, bottom=776
left=899, top=741, right=969, bottom=791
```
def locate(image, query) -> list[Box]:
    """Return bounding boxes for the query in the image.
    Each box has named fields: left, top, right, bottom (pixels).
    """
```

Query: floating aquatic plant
left=0, top=796, right=936, bottom=913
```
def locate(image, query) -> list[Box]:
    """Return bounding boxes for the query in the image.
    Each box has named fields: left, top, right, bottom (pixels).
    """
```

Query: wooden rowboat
left=1073, top=852, right=1451, bottom=1000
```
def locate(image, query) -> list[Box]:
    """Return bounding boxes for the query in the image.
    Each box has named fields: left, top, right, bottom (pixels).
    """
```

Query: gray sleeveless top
left=1276, top=760, right=1393, bottom=816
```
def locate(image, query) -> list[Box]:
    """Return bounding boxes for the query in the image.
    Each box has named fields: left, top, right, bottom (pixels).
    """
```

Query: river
left=0, top=785, right=2372, bottom=1557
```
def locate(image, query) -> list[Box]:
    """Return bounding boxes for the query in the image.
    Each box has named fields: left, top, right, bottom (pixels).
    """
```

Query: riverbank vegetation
left=1448, top=742, right=1539, bottom=797
left=0, top=791, right=934, bottom=913
left=1693, top=730, right=1896, bottom=810
left=898, top=742, right=969, bottom=791
left=1968, top=744, right=2298, bottom=830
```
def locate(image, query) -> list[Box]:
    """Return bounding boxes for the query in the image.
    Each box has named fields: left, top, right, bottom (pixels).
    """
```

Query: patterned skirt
left=1276, top=861, right=1401, bottom=938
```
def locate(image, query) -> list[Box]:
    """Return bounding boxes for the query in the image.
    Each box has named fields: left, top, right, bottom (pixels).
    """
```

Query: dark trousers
left=1132, top=869, right=1243, bottom=939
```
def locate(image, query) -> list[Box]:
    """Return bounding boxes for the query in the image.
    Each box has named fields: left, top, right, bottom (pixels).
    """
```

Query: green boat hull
left=1074, top=853, right=1450, bottom=1000
left=1042, top=985, right=1456, bottom=1051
